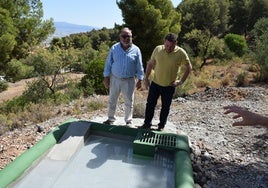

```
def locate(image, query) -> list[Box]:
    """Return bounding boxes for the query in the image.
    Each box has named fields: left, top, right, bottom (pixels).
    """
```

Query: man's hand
left=103, top=77, right=110, bottom=89
left=144, top=78, right=150, bottom=90
left=169, top=80, right=183, bottom=87
left=223, top=105, right=268, bottom=127
left=136, top=80, right=142, bottom=90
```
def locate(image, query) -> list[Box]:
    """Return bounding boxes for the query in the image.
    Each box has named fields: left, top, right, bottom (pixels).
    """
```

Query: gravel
left=170, top=86, right=268, bottom=188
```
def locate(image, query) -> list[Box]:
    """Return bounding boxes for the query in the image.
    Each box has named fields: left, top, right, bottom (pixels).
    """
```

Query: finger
left=136, top=85, right=141, bottom=90
left=223, top=105, right=240, bottom=112
left=233, top=121, right=244, bottom=126
left=223, top=110, right=231, bottom=114
left=223, top=105, right=235, bottom=110
left=224, top=109, right=237, bottom=114
left=233, top=114, right=242, bottom=119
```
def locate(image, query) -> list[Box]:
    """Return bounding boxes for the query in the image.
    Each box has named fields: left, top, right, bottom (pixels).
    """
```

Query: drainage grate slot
left=133, top=130, right=190, bottom=157
left=158, top=134, right=177, bottom=147
left=137, top=132, right=177, bottom=147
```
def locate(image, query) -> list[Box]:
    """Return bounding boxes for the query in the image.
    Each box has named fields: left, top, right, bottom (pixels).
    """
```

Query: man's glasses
left=121, top=35, right=132, bottom=39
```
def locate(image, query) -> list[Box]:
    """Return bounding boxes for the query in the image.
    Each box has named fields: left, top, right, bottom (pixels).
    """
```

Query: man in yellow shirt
left=140, top=33, right=192, bottom=130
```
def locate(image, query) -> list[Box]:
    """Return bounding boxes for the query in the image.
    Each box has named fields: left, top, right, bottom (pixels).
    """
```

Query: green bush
left=5, top=59, right=34, bottom=82
left=0, top=81, right=8, bottom=92
left=251, top=18, right=268, bottom=81
left=80, top=58, right=107, bottom=96
left=208, top=38, right=234, bottom=59
left=80, top=77, right=96, bottom=96
left=0, top=96, right=27, bottom=113
left=224, top=34, right=248, bottom=57
left=22, top=79, right=51, bottom=103
left=64, top=81, right=83, bottom=100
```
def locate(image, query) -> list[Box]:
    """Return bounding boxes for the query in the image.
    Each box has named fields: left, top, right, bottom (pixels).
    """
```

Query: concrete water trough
left=0, top=118, right=194, bottom=188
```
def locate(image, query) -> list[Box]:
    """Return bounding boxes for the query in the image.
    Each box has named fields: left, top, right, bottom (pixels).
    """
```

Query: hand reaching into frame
left=223, top=105, right=268, bottom=127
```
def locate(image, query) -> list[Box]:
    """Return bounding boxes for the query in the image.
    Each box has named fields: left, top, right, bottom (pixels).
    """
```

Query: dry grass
left=192, top=62, right=257, bottom=89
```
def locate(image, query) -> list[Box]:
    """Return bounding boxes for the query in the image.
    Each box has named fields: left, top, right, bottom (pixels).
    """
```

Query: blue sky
left=42, top=0, right=182, bottom=28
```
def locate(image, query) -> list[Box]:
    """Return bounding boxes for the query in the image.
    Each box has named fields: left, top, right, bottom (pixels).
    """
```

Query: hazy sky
left=41, top=0, right=182, bottom=28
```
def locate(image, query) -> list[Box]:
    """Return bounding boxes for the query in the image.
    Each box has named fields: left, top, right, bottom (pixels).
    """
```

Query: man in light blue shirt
left=103, top=27, right=144, bottom=125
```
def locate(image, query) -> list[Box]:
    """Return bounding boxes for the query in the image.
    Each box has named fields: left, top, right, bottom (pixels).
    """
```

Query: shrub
left=87, top=99, right=106, bottom=112
left=251, top=18, right=268, bottom=81
left=254, top=34, right=268, bottom=80
left=24, top=103, right=54, bottom=123
left=208, top=38, right=234, bottom=59
left=64, top=81, right=83, bottom=100
left=1, top=96, right=27, bottom=113
left=224, top=34, right=248, bottom=57
left=235, top=72, right=248, bottom=87
left=0, top=81, right=8, bottom=92
left=221, top=76, right=230, bottom=87
left=80, top=58, right=107, bottom=96
left=22, top=79, right=51, bottom=103
left=80, top=77, right=97, bottom=96
left=5, top=59, right=34, bottom=82
left=0, top=114, right=11, bottom=135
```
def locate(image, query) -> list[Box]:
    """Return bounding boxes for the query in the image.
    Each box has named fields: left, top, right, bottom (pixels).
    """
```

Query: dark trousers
left=144, top=81, right=175, bottom=126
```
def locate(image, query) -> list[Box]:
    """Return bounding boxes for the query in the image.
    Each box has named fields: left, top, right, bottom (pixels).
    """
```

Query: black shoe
left=157, top=124, right=165, bottom=131
left=103, top=120, right=114, bottom=125
left=126, top=121, right=132, bottom=126
left=139, top=124, right=151, bottom=129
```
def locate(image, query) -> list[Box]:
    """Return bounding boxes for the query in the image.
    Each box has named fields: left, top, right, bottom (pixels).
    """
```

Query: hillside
left=54, top=22, right=98, bottom=37
left=45, top=22, right=99, bottom=44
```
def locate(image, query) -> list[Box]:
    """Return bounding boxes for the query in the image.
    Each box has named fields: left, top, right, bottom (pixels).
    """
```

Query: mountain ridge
left=44, top=21, right=100, bottom=44
left=53, top=21, right=99, bottom=37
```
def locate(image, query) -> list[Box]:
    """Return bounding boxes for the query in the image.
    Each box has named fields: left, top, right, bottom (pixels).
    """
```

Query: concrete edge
left=0, top=118, right=77, bottom=188
left=47, top=121, right=91, bottom=160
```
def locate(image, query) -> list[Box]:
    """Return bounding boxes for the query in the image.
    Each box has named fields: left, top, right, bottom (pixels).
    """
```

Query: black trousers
left=144, top=81, right=175, bottom=126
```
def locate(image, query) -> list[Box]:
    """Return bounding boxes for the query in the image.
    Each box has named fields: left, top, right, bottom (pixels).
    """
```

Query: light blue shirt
left=103, top=42, right=144, bottom=80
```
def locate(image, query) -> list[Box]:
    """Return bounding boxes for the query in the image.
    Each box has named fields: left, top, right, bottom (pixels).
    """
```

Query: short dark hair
left=164, top=33, right=177, bottom=43
left=120, top=27, right=132, bottom=34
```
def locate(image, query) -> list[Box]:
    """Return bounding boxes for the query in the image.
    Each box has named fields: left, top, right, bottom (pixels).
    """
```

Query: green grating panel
left=133, top=130, right=190, bottom=157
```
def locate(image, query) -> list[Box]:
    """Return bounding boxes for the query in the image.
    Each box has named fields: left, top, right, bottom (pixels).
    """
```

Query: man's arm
left=144, top=59, right=155, bottom=89
left=180, top=60, right=192, bottom=84
left=172, top=60, right=192, bottom=87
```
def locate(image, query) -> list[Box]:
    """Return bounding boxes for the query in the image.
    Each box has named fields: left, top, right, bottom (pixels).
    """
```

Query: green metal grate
left=133, top=130, right=188, bottom=157
left=137, top=131, right=177, bottom=148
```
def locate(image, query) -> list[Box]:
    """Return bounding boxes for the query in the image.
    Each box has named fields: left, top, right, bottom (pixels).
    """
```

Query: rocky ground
left=170, top=86, right=268, bottom=188
left=0, top=86, right=267, bottom=188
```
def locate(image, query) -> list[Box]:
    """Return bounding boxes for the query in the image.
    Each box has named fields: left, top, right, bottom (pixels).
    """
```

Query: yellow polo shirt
left=150, top=45, right=190, bottom=87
